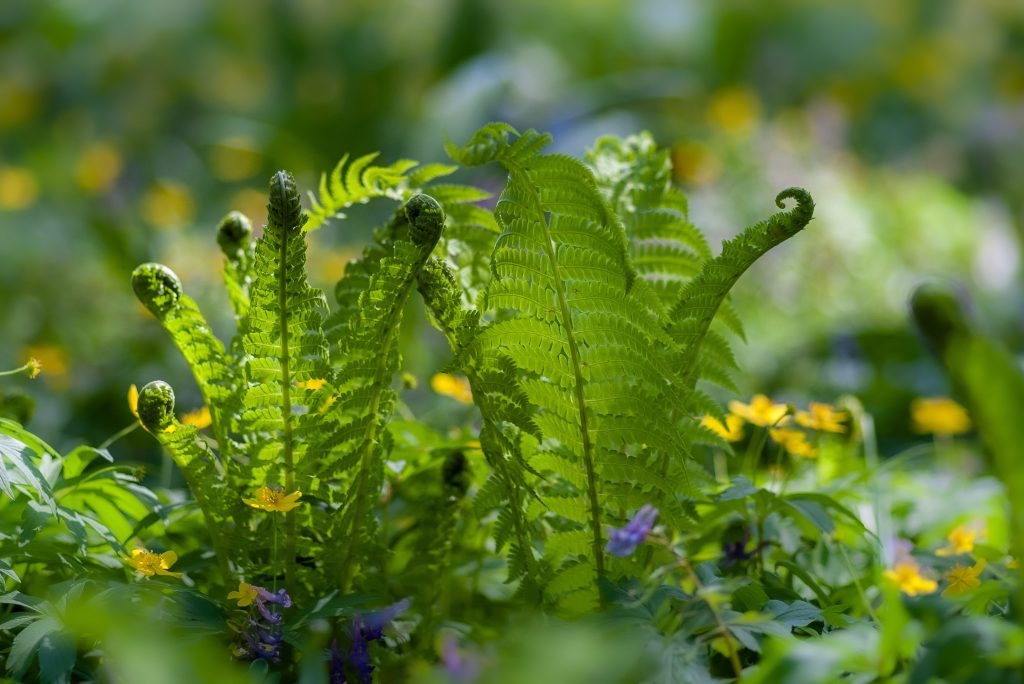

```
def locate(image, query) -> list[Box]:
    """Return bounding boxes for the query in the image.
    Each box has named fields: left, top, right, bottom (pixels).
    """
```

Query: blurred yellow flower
left=123, top=548, right=182, bottom=578
left=943, top=559, right=985, bottom=597
left=884, top=561, right=937, bottom=596
left=707, top=86, right=762, bottom=136
left=671, top=141, right=721, bottom=186
left=0, top=166, right=39, bottom=210
left=796, top=402, right=847, bottom=433
left=936, top=525, right=978, bottom=557
left=181, top=406, right=212, bottom=429
left=431, top=373, right=473, bottom=404
left=729, top=395, right=789, bottom=428
left=141, top=180, right=195, bottom=229
left=75, top=142, right=123, bottom=193
left=701, top=415, right=744, bottom=442
left=24, top=345, right=67, bottom=385
left=911, top=397, right=970, bottom=436
left=26, top=358, right=42, bottom=378
left=296, top=378, right=327, bottom=391
left=128, top=384, right=140, bottom=420
left=244, top=485, right=302, bottom=513
left=227, top=582, right=259, bottom=607
left=770, top=428, right=818, bottom=459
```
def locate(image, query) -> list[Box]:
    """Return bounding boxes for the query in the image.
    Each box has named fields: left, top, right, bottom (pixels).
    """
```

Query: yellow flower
left=911, top=397, right=971, bottom=436
left=141, top=180, right=195, bottom=229
left=943, top=559, right=986, bottom=597
left=0, top=166, right=39, bottom=210
left=296, top=378, right=327, bottom=391
left=770, top=428, right=818, bottom=459
left=243, top=485, right=302, bottom=513
left=26, top=358, right=42, bottom=378
left=181, top=406, right=212, bottom=429
left=74, top=142, right=123, bottom=193
left=128, top=384, right=140, bottom=419
left=884, top=561, right=938, bottom=596
left=431, top=373, right=473, bottom=404
left=701, top=415, right=744, bottom=442
left=795, top=402, right=847, bottom=433
left=123, top=548, right=183, bottom=578
left=935, top=525, right=978, bottom=557
left=728, top=395, right=789, bottom=428
left=227, top=582, right=259, bottom=607
left=23, top=344, right=67, bottom=379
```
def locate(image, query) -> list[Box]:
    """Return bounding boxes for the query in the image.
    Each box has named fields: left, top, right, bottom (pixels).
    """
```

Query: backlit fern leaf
left=448, top=124, right=697, bottom=614
left=322, top=194, right=446, bottom=592
left=304, top=153, right=420, bottom=232
left=131, top=263, right=238, bottom=457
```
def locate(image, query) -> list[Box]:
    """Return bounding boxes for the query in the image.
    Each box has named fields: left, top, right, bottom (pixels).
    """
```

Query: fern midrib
left=514, top=160, right=605, bottom=586
left=338, top=268, right=417, bottom=592
left=274, top=174, right=297, bottom=592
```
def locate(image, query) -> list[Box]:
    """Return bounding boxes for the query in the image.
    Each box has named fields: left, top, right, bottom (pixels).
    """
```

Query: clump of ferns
left=130, top=124, right=815, bottom=618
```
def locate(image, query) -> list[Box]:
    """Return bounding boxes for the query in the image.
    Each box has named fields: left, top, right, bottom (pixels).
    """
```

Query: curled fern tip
left=217, top=210, right=253, bottom=254
left=137, top=380, right=176, bottom=432
left=131, top=263, right=182, bottom=316
left=774, top=187, right=814, bottom=221
left=404, top=193, right=445, bottom=248
left=268, top=170, right=304, bottom=232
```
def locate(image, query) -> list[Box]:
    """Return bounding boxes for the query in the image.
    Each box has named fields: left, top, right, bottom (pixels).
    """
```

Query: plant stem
left=98, top=422, right=139, bottom=450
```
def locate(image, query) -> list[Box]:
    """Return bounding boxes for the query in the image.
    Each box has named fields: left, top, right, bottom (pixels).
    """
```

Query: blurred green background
left=1, top=0, right=1022, bottom=458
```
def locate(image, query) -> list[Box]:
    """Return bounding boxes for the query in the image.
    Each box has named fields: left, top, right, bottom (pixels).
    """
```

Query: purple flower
left=231, top=584, right=292, bottom=663
left=442, top=636, right=481, bottom=683
left=329, top=598, right=411, bottom=684
left=605, top=505, right=658, bottom=557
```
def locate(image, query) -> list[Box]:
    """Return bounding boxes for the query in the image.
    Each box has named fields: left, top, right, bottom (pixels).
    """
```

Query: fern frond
left=448, top=124, right=696, bottom=612
left=131, top=262, right=237, bottom=457
left=324, top=194, right=446, bottom=592
left=588, top=132, right=708, bottom=312
left=216, top=211, right=256, bottom=321
left=241, top=171, right=330, bottom=589
left=135, top=381, right=232, bottom=581
left=304, top=153, right=420, bottom=232
left=666, top=188, right=815, bottom=388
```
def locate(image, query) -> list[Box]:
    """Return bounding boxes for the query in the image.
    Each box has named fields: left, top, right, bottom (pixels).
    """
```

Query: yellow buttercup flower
left=181, top=406, right=212, bottom=429
left=123, top=548, right=183, bottom=578
left=935, top=525, right=978, bottom=557
left=431, top=373, right=473, bottom=404
left=296, top=378, right=327, bottom=391
left=795, top=402, right=847, bottom=433
left=884, top=561, right=937, bottom=596
left=911, top=397, right=971, bottom=436
left=227, top=582, right=259, bottom=607
left=728, top=395, right=789, bottom=428
left=128, top=384, right=140, bottom=420
left=770, top=428, right=818, bottom=459
left=701, top=415, right=744, bottom=442
left=943, top=559, right=986, bottom=597
left=243, top=485, right=302, bottom=513
left=27, top=358, right=42, bottom=378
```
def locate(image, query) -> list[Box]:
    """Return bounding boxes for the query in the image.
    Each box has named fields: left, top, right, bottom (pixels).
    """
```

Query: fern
left=217, top=210, right=256, bottom=322
left=131, top=263, right=237, bottom=457
left=446, top=124, right=711, bottom=613
left=321, top=194, right=446, bottom=591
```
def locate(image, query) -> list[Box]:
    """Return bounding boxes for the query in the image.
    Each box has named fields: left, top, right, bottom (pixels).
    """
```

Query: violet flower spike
left=605, top=504, right=658, bottom=557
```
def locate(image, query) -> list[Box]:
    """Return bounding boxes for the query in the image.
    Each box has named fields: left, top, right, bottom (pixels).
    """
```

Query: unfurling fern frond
left=131, top=262, right=237, bottom=456
left=239, top=171, right=330, bottom=588
left=217, top=210, right=255, bottom=321
left=666, top=187, right=814, bottom=389
left=323, top=194, right=446, bottom=592
left=135, top=380, right=232, bottom=581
